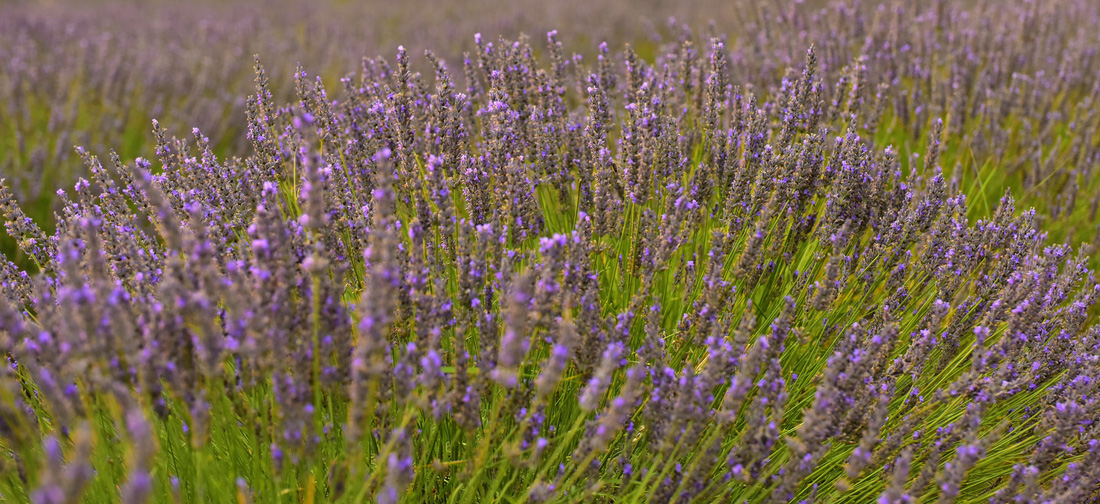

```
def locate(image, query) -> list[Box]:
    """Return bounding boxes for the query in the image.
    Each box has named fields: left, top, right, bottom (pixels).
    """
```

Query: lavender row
left=2, top=0, right=1099, bottom=252
left=1, top=4, right=1100, bottom=504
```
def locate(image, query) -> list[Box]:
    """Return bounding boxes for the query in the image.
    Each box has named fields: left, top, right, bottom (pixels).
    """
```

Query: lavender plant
left=4, top=0, right=1100, bottom=268
left=2, top=4, right=1100, bottom=504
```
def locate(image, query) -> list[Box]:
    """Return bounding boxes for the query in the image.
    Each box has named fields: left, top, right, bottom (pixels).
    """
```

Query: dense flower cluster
left=4, top=0, right=1100, bottom=267
left=2, top=1, right=1100, bottom=503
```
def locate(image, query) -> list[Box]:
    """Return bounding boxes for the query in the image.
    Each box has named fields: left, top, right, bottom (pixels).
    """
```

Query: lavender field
left=1, top=0, right=1099, bottom=502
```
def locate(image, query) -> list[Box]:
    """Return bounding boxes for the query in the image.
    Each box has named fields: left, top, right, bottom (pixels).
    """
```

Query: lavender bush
left=4, top=0, right=1100, bottom=262
left=2, top=1, right=1100, bottom=503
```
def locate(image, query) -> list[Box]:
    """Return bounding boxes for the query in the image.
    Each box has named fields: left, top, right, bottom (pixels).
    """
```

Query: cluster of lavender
left=4, top=0, right=1100, bottom=263
left=0, top=0, right=731, bottom=212
left=2, top=8, right=1100, bottom=504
